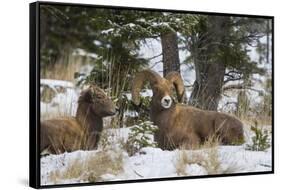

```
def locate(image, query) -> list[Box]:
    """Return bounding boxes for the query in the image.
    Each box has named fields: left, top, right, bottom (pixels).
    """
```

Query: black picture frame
left=30, top=1, right=274, bottom=189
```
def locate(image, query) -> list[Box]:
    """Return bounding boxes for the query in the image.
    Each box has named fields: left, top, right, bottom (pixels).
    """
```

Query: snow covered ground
left=41, top=125, right=272, bottom=185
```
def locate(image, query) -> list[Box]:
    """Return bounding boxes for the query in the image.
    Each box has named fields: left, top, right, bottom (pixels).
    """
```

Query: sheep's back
left=40, top=117, right=83, bottom=154
left=212, top=112, right=244, bottom=144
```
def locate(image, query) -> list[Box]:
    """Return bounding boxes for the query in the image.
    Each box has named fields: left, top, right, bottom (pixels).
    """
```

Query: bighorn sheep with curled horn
left=132, top=69, right=244, bottom=150
left=40, top=85, right=116, bottom=154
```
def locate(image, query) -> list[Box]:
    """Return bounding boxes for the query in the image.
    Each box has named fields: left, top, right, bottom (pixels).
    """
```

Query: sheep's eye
left=96, top=95, right=103, bottom=99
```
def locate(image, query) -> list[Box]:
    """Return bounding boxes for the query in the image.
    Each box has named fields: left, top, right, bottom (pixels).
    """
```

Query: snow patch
left=41, top=126, right=272, bottom=185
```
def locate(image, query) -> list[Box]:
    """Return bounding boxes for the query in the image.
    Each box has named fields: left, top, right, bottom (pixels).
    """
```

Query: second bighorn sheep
left=41, top=85, right=116, bottom=154
left=132, top=69, right=244, bottom=150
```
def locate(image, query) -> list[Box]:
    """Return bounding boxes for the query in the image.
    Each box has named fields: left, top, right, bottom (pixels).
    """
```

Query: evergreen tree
left=186, top=16, right=270, bottom=111
left=40, top=5, right=271, bottom=114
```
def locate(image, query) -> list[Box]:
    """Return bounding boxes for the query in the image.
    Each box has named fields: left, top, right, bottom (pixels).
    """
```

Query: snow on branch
left=223, top=84, right=263, bottom=94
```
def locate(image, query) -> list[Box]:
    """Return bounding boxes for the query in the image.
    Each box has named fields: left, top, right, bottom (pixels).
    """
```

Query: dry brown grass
left=203, top=147, right=221, bottom=174
left=241, top=116, right=272, bottom=129
left=174, top=151, right=191, bottom=175
left=175, top=136, right=241, bottom=176
left=42, top=62, right=79, bottom=81
left=98, top=129, right=126, bottom=151
left=175, top=147, right=221, bottom=176
left=48, top=150, right=124, bottom=184
left=41, top=53, right=92, bottom=81
left=200, top=134, right=221, bottom=149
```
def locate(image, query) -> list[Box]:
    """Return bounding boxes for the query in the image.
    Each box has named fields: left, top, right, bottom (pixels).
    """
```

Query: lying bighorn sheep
left=132, top=69, right=244, bottom=150
left=41, top=85, right=116, bottom=154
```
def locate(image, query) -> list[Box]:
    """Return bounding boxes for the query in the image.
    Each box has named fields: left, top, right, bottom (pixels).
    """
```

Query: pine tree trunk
left=189, top=16, right=230, bottom=111
left=190, top=62, right=225, bottom=111
left=40, top=7, right=48, bottom=50
left=266, top=20, right=270, bottom=63
left=161, top=32, right=180, bottom=77
left=161, top=32, right=188, bottom=103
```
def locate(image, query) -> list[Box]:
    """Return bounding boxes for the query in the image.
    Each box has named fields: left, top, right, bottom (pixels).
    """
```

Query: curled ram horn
left=131, top=69, right=162, bottom=106
left=165, top=71, right=186, bottom=103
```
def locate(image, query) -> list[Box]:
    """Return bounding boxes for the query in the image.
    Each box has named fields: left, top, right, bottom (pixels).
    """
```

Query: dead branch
left=223, top=84, right=263, bottom=94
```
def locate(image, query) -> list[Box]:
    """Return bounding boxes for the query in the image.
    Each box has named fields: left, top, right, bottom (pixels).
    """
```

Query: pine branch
left=146, top=53, right=163, bottom=61
left=224, top=70, right=244, bottom=84
left=225, top=70, right=242, bottom=76
left=223, top=84, right=263, bottom=94
left=149, top=60, right=163, bottom=69
left=222, top=101, right=238, bottom=106
left=223, top=77, right=243, bottom=84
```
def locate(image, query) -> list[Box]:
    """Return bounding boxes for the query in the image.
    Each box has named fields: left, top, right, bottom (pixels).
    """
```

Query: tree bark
left=189, top=16, right=230, bottom=111
left=161, top=32, right=180, bottom=77
left=266, top=20, right=270, bottom=63
left=161, top=32, right=188, bottom=103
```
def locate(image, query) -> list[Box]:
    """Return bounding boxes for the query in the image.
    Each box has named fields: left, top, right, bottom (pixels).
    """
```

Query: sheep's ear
left=165, top=71, right=187, bottom=103
left=131, top=69, right=162, bottom=105
left=78, top=89, right=91, bottom=102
